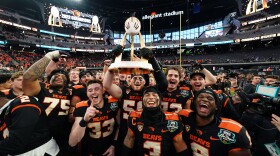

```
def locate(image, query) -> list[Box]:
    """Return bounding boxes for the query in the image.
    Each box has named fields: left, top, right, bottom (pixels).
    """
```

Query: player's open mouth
left=146, top=101, right=156, bottom=106
left=198, top=103, right=209, bottom=113
left=169, top=81, right=176, bottom=84
left=91, top=95, right=98, bottom=99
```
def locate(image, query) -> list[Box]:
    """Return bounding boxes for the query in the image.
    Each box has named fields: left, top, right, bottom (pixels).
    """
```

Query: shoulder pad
left=213, top=90, right=223, bottom=94
left=178, top=109, right=193, bottom=117
left=164, top=112, right=179, bottom=120
left=219, top=118, right=243, bottom=133
left=73, top=85, right=84, bottom=89
left=76, top=101, right=89, bottom=108
left=129, top=111, right=142, bottom=118
left=108, top=96, right=119, bottom=103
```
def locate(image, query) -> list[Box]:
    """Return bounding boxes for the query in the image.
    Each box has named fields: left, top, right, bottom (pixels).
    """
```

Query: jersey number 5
left=123, top=100, right=142, bottom=119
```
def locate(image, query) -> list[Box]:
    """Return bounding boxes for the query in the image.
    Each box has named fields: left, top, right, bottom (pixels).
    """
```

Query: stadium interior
left=0, top=0, right=279, bottom=75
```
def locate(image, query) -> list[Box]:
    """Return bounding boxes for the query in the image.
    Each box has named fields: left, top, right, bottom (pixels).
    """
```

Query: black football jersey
left=74, top=97, right=119, bottom=156
left=118, top=86, right=144, bottom=144
left=36, top=82, right=71, bottom=140
left=127, top=111, right=184, bottom=156
left=0, top=96, right=51, bottom=155
left=162, top=86, right=193, bottom=113
left=72, top=85, right=88, bottom=102
left=179, top=109, right=251, bottom=156
left=0, top=106, right=9, bottom=141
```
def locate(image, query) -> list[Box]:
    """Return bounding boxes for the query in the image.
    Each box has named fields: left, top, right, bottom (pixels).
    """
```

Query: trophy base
left=109, top=61, right=153, bottom=75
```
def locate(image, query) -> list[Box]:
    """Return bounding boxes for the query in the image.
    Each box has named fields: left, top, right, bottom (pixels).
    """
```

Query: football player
left=0, top=69, right=12, bottom=93
left=179, top=89, right=251, bottom=156
left=190, top=71, right=240, bottom=121
left=0, top=92, right=59, bottom=156
left=122, top=86, right=189, bottom=156
left=69, top=80, right=120, bottom=156
left=3, top=71, right=24, bottom=99
left=162, top=66, right=193, bottom=112
left=103, top=46, right=168, bottom=155
left=23, top=50, right=73, bottom=155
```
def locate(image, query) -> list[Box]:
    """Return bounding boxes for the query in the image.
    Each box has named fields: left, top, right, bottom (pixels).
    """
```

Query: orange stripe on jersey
left=229, top=148, right=245, bottom=153
left=178, top=109, right=193, bottom=117
left=179, top=87, right=190, bottom=90
left=130, top=111, right=141, bottom=118
left=11, top=104, right=41, bottom=114
left=0, top=123, right=6, bottom=131
left=108, top=96, right=118, bottom=103
left=165, top=112, right=179, bottom=120
left=219, top=118, right=243, bottom=133
left=76, top=101, right=89, bottom=108
left=214, top=90, right=223, bottom=94
left=73, top=85, right=84, bottom=89
left=223, top=97, right=229, bottom=108
left=2, top=90, right=9, bottom=95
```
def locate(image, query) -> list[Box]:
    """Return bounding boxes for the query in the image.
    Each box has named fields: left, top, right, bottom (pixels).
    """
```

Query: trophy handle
left=120, top=32, right=127, bottom=47
left=130, top=35, right=134, bottom=61
left=139, top=32, right=146, bottom=48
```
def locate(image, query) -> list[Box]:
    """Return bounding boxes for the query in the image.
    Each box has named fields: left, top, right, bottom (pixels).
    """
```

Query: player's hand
left=104, top=59, right=111, bottom=66
left=103, top=145, right=115, bottom=156
left=140, top=47, right=154, bottom=60
left=45, top=50, right=70, bottom=62
left=112, top=45, right=124, bottom=58
left=272, top=114, right=280, bottom=132
left=84, top=106, right=99, bottom=122
left=192, top=62, right=204, bottom=70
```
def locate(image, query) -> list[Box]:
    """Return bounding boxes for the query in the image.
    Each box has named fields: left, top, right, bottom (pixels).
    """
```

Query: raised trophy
left=108, top=17, right=153, bottom=74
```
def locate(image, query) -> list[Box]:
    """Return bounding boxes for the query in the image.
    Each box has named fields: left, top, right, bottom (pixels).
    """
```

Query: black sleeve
left=154, top=70, right=168, bottom=93
left=0, top=106, right=40, bottom=155
left=149, top=57, right=168, bottom=93
left=220, top=94, right=241, bottom=121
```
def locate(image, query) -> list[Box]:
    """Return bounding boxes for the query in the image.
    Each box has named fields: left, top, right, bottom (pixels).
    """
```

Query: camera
left=246, top=85, right=280, bottom=116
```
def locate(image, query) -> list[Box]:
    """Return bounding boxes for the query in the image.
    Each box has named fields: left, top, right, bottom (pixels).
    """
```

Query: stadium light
left=51, top=6, right=59, bottom=17
left=92, top=16, right=99, bottom=25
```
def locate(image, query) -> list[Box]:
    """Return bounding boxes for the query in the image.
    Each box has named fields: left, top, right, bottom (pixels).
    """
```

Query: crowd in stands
left=1, top=45, right=280, bottom=72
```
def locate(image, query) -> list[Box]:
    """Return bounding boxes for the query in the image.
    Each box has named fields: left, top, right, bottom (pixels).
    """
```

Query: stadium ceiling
left=0, top=0, right=239, bottom=32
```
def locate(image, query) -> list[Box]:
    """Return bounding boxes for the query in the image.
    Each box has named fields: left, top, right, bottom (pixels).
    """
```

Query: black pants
left=241, top=111, right=279, bottom=156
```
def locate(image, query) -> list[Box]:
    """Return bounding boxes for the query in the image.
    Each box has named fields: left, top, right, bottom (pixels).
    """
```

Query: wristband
left=79, top=118, right=87, bottom=127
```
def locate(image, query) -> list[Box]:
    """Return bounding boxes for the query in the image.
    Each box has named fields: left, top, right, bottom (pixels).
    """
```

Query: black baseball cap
left=0, top=69, right=13, bottom=84
left=190, top=70, right=205, bottom=79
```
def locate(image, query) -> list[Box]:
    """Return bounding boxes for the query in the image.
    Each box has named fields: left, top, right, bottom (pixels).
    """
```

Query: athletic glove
left=192, top=62, right=204, bottom=70
left=45, top=50, right=70, bottom=62
left=111, top=45, right=124, bottom=60
left=140, top=47, right=154, bottom=60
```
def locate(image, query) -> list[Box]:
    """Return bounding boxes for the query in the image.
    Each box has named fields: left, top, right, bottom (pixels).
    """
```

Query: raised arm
left=23, top=51, right=61, bottom=96
left=103, top=71, right=122, bottom=99
left=140, top=48, right=168, bottom=93
left=202, top=68, right=217, bottom=86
